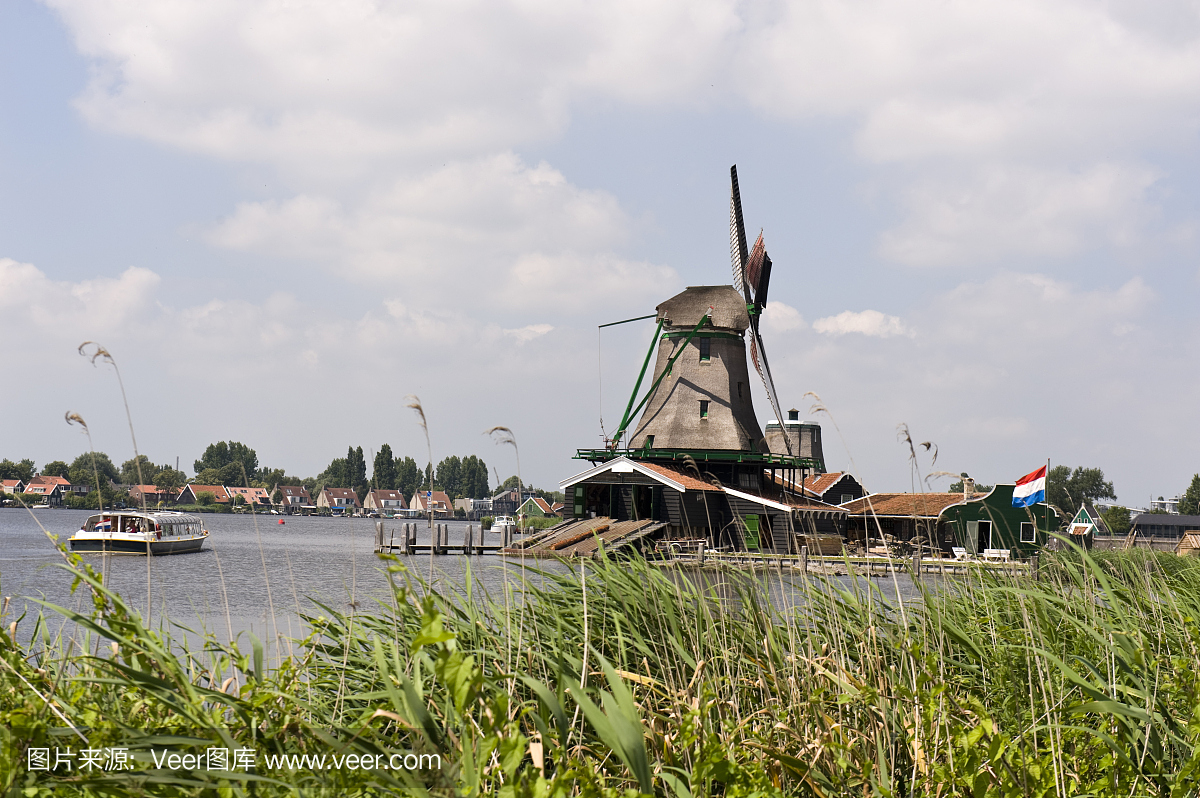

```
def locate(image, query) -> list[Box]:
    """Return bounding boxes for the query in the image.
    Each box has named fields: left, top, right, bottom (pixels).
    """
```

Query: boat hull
left=69, top=536, right=207, bottom=555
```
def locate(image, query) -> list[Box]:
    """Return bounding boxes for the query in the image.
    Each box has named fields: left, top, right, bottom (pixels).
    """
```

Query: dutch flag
left=1012, top=466, right=1047, bottom=508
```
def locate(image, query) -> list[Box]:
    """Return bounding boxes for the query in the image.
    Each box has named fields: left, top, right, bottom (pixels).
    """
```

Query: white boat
left=68, top=510, right=208, bottom=555
left=492, top=515, right=517, bottom=538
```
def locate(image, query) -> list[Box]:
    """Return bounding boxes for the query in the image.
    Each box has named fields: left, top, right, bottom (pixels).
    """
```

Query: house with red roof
left=364, top=489, right=407, bottom=515
left=1, top=479, right=26, bottom=495
left=177, top=484, right=231, bottom=504
left=274, top=485, right=312, bottom=513
left=226, top=486, right=272, bottom=507
left=409, top=489, right=453, bottom=518
left=24, top=475, right=72, bottom=505
left=317, top=487, right=360, bottom=514
left=128, top=485, right=173, bottom=506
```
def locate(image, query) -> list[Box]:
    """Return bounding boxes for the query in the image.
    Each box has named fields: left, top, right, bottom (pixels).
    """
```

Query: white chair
left=952, top=547, right=968, bottom=561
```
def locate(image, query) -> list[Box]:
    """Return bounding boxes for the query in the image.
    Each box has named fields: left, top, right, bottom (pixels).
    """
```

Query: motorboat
left=68, top=510, right=208, bottom=555
left=491, top=515, right=517, bottom=538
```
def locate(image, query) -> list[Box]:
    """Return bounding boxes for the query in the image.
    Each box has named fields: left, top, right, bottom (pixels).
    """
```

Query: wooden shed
left=1175, top=532, right=1200, bottom=557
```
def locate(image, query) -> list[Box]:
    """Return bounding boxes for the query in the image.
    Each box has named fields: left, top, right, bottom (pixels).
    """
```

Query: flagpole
left=1045, top=456, right=1050, bottom=542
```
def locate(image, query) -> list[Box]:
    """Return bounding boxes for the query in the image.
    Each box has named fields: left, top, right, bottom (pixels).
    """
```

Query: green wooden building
left=938, top=484, right=1061, bottom=557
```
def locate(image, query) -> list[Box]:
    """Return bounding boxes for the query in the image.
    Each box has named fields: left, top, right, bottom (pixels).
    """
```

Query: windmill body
left=629, top=285, right=767, bottom=454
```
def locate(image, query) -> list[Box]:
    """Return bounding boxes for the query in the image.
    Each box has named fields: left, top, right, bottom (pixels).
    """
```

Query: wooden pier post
left=913, top=550, right=922, bottom=579
left=463, top=524, right=471, bottom=554
left=375, top=521, right=384, bottom=551
left=699, top=542, right=705, bottom=564
left=799, top=545, right=808, bottom=574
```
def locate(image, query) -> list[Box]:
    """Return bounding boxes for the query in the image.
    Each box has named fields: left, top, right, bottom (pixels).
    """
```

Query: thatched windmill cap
left=656, top=286, right=749, bottom=332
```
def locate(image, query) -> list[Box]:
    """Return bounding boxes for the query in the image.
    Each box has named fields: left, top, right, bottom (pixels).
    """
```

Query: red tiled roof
left=28, top=475, right=71, bottom=487
left=532, top=497, right=553, bottom=514
left=637, top=462, right=725, bottom=492
left=803, top=472, right=846, bottom=495
left=841, top=493, right=965, bottom=518
left=186, top=485, right=231, bottom=502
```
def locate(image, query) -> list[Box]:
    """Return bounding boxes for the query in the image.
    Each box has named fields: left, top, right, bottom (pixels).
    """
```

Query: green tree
left=154, top=465, right=186, bottom=493
left=500, top=474, right=522, bottom=492
left=68, top=452, right=119, bottom=490
left=373, top=444, right=396, bottom=491
left=1180, top=474, right=1200, bottom=516
left=196, top=491, right=216, bottom=506
left=272, top=488, right=283, bottom=504
left=346, top=446, right=368, bottom=500
left=1101, top=505, right=1132, bottom=537
left=460, top=455, right=489, bottom=499
left=316, top=457, right=349, bottom=491
left=437, top=456, right=462, bottom=499
left=0, top=459, right=36, bottom=482
left=194, top=441, right=258, bottom=479
left=120, top=454, right=159, bottom=485
left=395, top=456, right=420, bottom=500
left=1047, top=465, right=1115, bottom=518
left=41, top=460, right=71, bottom=479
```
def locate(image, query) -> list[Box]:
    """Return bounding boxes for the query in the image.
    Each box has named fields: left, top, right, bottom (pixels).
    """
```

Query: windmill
left=729, top=165, right=791, bottom=456
left=555, top=166, right=829, bottom=555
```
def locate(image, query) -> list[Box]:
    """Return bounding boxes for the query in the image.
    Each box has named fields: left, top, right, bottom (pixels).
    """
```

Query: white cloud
left=813, top=309, right=912, bottom=338
left=879, top=162, right=1162, bottom=266
left=47, top=0, right=1200, bottom=266
left=504, top=324, right=554, bottom=343
left=761, top=300, right=805, bottom=334
left=0, top=258, right=160, bottom=333
left=207, top=154, right=677, bottom=308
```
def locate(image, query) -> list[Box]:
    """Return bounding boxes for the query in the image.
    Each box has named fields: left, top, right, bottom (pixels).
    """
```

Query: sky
left=1, top=0, right=1198, bottom=507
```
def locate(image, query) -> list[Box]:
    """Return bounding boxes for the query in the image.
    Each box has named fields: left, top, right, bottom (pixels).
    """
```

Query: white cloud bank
left=46, top=0, right=1200, bottom=266
left=813, top=310, right=912, bottom=338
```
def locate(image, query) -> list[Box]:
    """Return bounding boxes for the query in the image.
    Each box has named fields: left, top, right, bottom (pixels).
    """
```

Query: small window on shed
left=699, top=400, right=709, bottom=419
left=840, top=494, right=854, bottom=505
left=1020, top=522, right=1036, bottom=543
left=698, top=337, right=711, bottom=361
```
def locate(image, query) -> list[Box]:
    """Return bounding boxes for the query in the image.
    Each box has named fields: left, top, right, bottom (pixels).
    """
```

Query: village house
left=939, top=484, right=1061, bottom=557
left=771, top=471, right=865, bottom=506
left=1065, top=501, right=1112, bottom=547
left=317, top=487, right=360, bottom=514
left=454, top=497, right=492, bottom=520
left=516, top=496, right=557, bottom=519
left=409, top=489, right=453, bottom=518
left=274, top=485, right=312, bottom=513
left=177, top=484, right=231, bottom=504
left=364, top=489, right=406, bottom=515
left=1, top=479, right=26, bottom=495
left=128, top=485, right=173, bottom=506
left=841, top=493, right=968, bottom=552
left=24, top=475, right=72, bottom=506
left=225, top=486, right=272, bottom=507
left=1129, top=513, right=1200, bottom=544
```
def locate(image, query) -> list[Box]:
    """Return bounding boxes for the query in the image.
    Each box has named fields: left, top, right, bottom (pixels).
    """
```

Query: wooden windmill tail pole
left=612, top=309, right=712, bottom=448
left=612, top=318, right=664, bottom=448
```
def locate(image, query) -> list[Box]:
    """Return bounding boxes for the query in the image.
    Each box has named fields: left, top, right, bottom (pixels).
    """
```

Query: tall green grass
left=4, top=543, right=1200, bottom=797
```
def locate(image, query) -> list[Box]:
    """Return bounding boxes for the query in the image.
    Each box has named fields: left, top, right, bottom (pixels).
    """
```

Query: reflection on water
left=1, top=508, right=925, bottom=659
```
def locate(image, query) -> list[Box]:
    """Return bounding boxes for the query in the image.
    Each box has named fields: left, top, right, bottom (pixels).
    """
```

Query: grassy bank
left=4, top=542, right=1200, bottom=796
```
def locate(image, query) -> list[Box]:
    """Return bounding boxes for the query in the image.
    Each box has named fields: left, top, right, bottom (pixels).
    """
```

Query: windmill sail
left=729, top=165, right=792, bottom=455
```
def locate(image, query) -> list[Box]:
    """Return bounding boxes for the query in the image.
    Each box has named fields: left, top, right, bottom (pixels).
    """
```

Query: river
left=1, top=507, right=924, bottom=660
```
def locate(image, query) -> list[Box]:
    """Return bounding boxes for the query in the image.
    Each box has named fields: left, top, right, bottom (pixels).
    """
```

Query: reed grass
left=4, top=542, right=1200, bottom=797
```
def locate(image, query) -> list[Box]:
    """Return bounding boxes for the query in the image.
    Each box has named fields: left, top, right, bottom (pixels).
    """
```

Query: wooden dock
left=373, top=521, right=512, bottom=555
left=655, top=547, right=1036, bottom=577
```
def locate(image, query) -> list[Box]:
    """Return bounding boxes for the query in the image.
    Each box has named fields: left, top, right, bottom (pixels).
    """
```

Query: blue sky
left=2, top=0, right=1198, bottom=506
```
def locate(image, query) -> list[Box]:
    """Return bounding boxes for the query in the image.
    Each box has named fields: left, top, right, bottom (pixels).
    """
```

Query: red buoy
left=278, top=519, right=285, bottom=525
